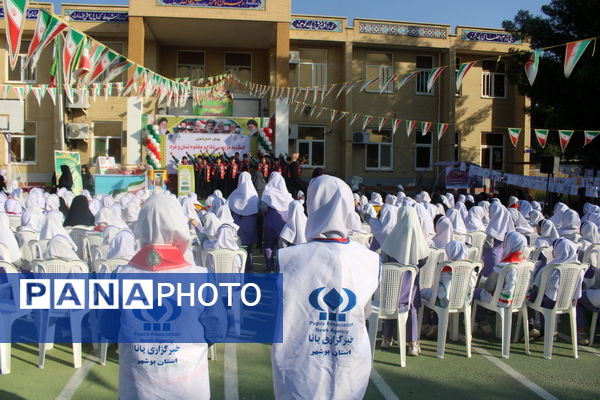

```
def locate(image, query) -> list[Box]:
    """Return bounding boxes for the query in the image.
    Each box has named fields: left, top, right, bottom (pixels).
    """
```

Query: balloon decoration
left=145, top=124, right=162, bottom=169
left=257, top=127, right=273, bottom=154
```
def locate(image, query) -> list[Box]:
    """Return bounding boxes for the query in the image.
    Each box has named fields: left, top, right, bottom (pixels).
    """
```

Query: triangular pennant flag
left=345, top=81, right=362, bottom=95
left=336, top=111, right=347, bottom=122
left=564, top=39, right=592, bottom=78
left=349, top=113, right=360, bottom=127
left=360, top=77, right=379, bottom=92
left=398, top=71, right=418, bottom=88
left=89, top=49, right=118, bottom=83
left=405, top=120, right=417, bottom=137
left=308, top=106, right=317, bottom=118
left=421, top=121, right=432, bottom=135
left=336, top=82, right=349, bottom=99
left=23, top=84, right=31, bottom=97
left=3, top=0, right=29, bottom=70
left=584, top=131, right=600, bottom=147
left=456, top=62, right=475, bottom=92
left=378, top=117, right=388, bottom=132
left=325, top=84, right=337, bottom=99
left=427, top=67, right=446, bottom=92
left=46, top=87, right=56, bottom=105
left=330, top=109, right=339, bottom=123
left=64, top=84, right=74, bottom=104
left=73, top=37, right=91, bottom=83
left=362, top=116, right=373, bottom=131
left=320, top=85, right=327, bottom=102
left=0, top=85, right=8, bottom=99
left=104, top=83, right=112, bottom=100
left=507, top=128, right=521, bottom=147
left=293, top=102, right=302, bottom=114
left=558, top=130, right=574, bottom=152
left=105, top=57, right=133, bottom=83
left=392, top=119, right=402, bottom=135
left=436, top=123, right=449, bottom=140
left=12, top=86, right=24, bottom=102
left=315, top=107, right=325, bottom=119
left=31, top=87, right=42, bottom=106
left=63, top=29, right=86, bottom=84
left=524, top=49, right=542, bottom=86
left=379, top=74, right=397, bottom=94
left=534, top=129, right=549, bottom=148
left=312, top=87, right=319, bottom=103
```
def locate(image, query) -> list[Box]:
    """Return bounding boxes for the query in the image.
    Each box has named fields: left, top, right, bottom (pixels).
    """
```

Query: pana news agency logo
left=133, top=298, right=181, bottom=332
left=309, top=287, right=356, bottom=321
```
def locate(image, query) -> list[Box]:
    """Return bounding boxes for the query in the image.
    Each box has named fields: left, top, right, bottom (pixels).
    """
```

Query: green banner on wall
left=54, top=150, right=83, bottom=195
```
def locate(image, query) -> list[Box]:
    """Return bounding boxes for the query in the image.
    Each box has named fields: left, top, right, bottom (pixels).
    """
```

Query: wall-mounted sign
left=291, top=18, right=343, bottom=32
left=65, top=10, right=129, bottom=23
left=0, top=8, right=39, bottom=19
left=157, top=0, right=265, bottom=10
left=461, top=29, right=521, bottom=44
left=359, top=22, right=447, bottom=39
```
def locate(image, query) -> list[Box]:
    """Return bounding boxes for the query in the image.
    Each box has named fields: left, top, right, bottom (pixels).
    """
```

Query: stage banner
left=94, top=174, right=146, bottom=195
left=193, top=90, right=233, bottom=116
left=445, top=165, right=483, bottom=189
left=178, top=165, right=195, bottom=196
left=54, top=150, right=83, bottom=195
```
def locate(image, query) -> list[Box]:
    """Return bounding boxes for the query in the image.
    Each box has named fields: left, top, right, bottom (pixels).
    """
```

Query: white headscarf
left=305, top=175, right=355, bottom=240
left=519, top=200, right=532, bottom=218
left=558, top=209, right=581, bottom=236
left=381, top=207, right=429, bottom=265
left=531, top=201, right=542, bottom=212
left=368, top=203, right=397, bottom=245
left=414, top=203, right=435, bottom=240
left=181, top=197, right=200, bottom=224
left=432, top=216, right=454, bottom=249
left=549, top=238, right=579, bottom=265
left=95, top=207, right=117, bottom=226
left=124, top=200, right=141, bottom=223
left=579, top=221, right=600, bottom=253
left=529, top=210, right=544, bottom=227
left=445, top=193, right=455, bottom=208
left=89, top=199, right=101, bottom=216
left=478, top=201, right=491, bottom=225
left=44, top=235, right=78, bottom=260
left=454, top=201, right=468, bottom=220
left=227, top=171, right=259, bottom=216
left=465, top=206, right=486, bottom=232
left=280, top=200, right=308, bottom=245
left=101, top=196, right=114, bottom=208
left=215, top=204, right=238, bottom=229
left=507, top=196, right=519, bottom=208
left=509, top=208, right=534, bottom=234
left=384, top=194, right=396, bottom=205
left=445, top=240, right=468, bottom=261
left=0, top=214, right=21, bottom=262
left=40, top=211, right=77, bottom=249
left=45, top=194, right=60, bottom=212
left=5, top=199, right=22, bottom=215
left=202, top=213, right=221, bottom=240
left=107, top=230, right=137, bottom=259
left=550, top=202, right=569, bottom=228
left=359, top=195, right=368, bottom=208
left=582, top=203, right=600, bottom=223
left=137, top=193, right=191, bottom=254
left=262, top=172, right=293, bottom=212
left=446, top=208, right=467, bottom=235
left=20, top=210, right=42, bottom=232
left=534, top=219, right=559, bottom=248
left=205, top=224, right=239, bottom=251
left=501, top=231, right=527, bottom=259
left=368, top=192, right=383, bottom=206
left=103, top=225, right=122, bottom=245
left=486, top=202, right=515, bottom=241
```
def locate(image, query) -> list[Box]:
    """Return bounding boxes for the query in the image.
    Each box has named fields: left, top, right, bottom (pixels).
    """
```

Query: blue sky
left=49, top=0, right=548, bottom=29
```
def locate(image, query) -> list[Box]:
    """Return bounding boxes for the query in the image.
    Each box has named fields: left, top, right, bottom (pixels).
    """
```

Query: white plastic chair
left=69, top=226, right=94, bottom=260
left=419, top=248, right=446, bottom=290
left=587, top=268, right=600, bottom=346
left=467, top=246, right=479, bottom=262
left=529, top=246, right=551, bottom=263
left=367, top=263, right=418, bottom=367
left=525, top=262, right=588, bottom=360
left=30, top=239, right=49, bottom=260
left=93, top=258, right=130, bottom=273
left=349, top=232, right=373, bottom=248
left=90, top=244, right=109, bottom=262
left=581, top=243, right=600, bottom=272
left=0, top=261, right=30, bottom=374
left=471, top=261, right=535, bottom=358
left=525, top=232, right=539, bottom=246
left=418, top=260, right=481, bottom=359
left=467, top=231, right=487, bottom=261
left=454, top=233, right=468, bottom=242
left=15, top=230, right=38, bottom=248
left=7, top=215, right=20, bottom=230
left=361, top=223, right=372, bottom=233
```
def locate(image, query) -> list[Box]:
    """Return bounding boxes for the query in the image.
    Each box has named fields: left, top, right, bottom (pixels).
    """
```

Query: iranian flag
left=507, top=128, right=521, bottom=147
left=534, top=129, right=549, bottom=148
left=564, top=39, right=592, bottom=78
left=456, top=62, right=475, bottom=92
left=25, top=9, right=67, bottom=70
left=392, top=119, right=402, bottom=136
left=361, top=116, right=373, bottom=131
left=524, top=49, right=542, bottom=86
left=426, top=67, right=446, bottom=92
left=377, top=117, right=388, bottom=132
left=405, top=120, right=417, bottom=137
left=63, top=29, right=86, bottom=84
left=398, top=71, right=418, bottom=88
left=105, top=56, right=133, bottom=82
left=72, top=37, right=91, bottom=82
left=349, top=113, right=359, bottom=127
left=421, top=121, right=432, bottom=135
left=558, top=130, right=574, bottom=152
left=584, top=131, right=600, bottom=147
left=437, top=123, right=449, bottom=140
left=89, top=49, right=118, bottom=83
left=3, top=0, right=29, bottom=70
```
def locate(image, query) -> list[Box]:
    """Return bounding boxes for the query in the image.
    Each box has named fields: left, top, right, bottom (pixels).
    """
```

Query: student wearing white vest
left=272, top=175, right=380, bottom=400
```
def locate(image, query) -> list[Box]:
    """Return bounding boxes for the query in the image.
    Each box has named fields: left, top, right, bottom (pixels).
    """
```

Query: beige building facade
left=0, top=1, right=531, bottom=188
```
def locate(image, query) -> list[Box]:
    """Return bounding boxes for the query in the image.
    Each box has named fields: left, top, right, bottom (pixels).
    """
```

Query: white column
left=126, top=97, right=143, bottom=165
left=275, top=99, right=289, bottom=156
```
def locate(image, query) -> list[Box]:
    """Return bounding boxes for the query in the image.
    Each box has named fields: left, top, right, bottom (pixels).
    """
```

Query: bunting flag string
left=524, top=49, right=542, bottom=86
left=426, top=67, right=446, bottom=92
left=392, top=119, right=402, bottom=136
left=534, top=129, right=549, bottom=148
left=456, top=62, right=475, bottom=92
left=564, top=39, right=593, bottom=78
left=421, top=121, right=432, bottom=135
left=437, top=123, right=449, bottom=140
left=507, top=128, right=521, bottom=147
left=405, top=120, right=417, bottom=137
left=559, top=130, right=574, bottom=152
left=3, top=0, right=29, bottom=70
left=584, top=131, right=600, bottom=147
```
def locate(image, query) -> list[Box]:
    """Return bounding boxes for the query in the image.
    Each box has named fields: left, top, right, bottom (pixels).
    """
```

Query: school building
left=0, top=1, right=531, bottom=188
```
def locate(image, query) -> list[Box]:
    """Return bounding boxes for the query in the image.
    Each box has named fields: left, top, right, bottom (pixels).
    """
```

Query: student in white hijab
left=465, top=206, right=486, bottom=233
left=531, top=201, right=542, bottom=212
left=534, top=219, right=559, bottom=248
left=100, top=196, right=114, bottom=208
left=116, top=193, right=225, bottom=400
left=44, top=235, right=79, bottom=260
left=5, top=198, right=22, bottom=215
left=279, top=200, right=307, bottom=247
left=88, top=198, right=101, bottom=216
left=367, top=203, right=398, bottom=251
left=432, top=216, right=454, bottom=249
left=201, top=213, right=221, bottom=241
left=454, top=201, right=468, bottom=220
left=181, top=197, right=201, bottom=229
left=445, top=193, right=455, bottom=208
left=95, top=207, right=117, bottom=231
left=227, top=172, right=260, bottom=271
left=0, top=213, right=21, bottom=264
left=557, top=209, right=581, bottom=239
left=529, top=210, right=544, bottom=227
left=507, top=196, right=519, bottom=209
left=261, top=172, right=293, bottom=272
left=509, top=207, right=534, bottom=235
left=578, top=221, right=600, bottom=255
left=40, top=211, right=77, bottom=249
left=414, top=202, right=435, bottom=242
left=203, top=223, right=245, bottom=273
left=272, top=175, right=379, bottom=400
left=478, top=200, right=491, bottom=225
left=549, top=202, right=569, bottom=228
left=380, top=206, right=430, bottom=354
left=214, top=204, right=238, bottom=230
left=44, top=194, right=60, bottom=213
left=123, top=200, right=141, bottom=224
left=106, top=230, right=137, bottom=260
left=519, top=200, right=533, bottom=219
left=482, top=201, right=515, bottom=276
left=368, top=192, right=383, bottom=206
left=446, top=208, right=467, bottom=235
left=20, top=210, right=42, bottom=235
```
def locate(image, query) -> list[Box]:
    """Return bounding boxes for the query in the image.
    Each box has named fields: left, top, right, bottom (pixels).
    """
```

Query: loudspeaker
left=540, top=156, right=559, bottom=174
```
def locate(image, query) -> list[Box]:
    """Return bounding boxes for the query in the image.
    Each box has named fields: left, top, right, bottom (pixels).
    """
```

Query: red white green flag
left=379, top=74, right=397, bottom=94
left=335, top=111, right=347, bottom=122
left=105, top=56, right=133, bottom=83
left=558, top=130, right=574, bottom=152
left=345, top=80, right=362, bottom=95
left=392, top=119, right=402, bottom=135
left=507, top=128, right=521, bottom=147
left=524, top=49, right=542, bottom=86
left=421, top=121, right=432, bottom=135
left=46, top=86, right=56, bottom=105
left=427, top=67, right=446, bottom=92
left=72, top=37, right=91, bottom=83
left=437, top=123, right=449, bottom=140
left=330, top=109, right=338, bottom=123
left=335, top=82, right=349, bottom=99
left=378, top=117, right=388, bottom=132
left=89, top=48, right=118, bottom=83
left=405, top=120, right=417, bottom=137
left=31, top=86, right=43, bottom=106
left=25, top=9, right=67, bottom=70
left=3, top=0, right=29, bottom=70
left=456, top=62, right=475, bottom=92
left=534, top=129, right=549, bottom=148
left=63, top=29, right=85, bottom=84
left=584, top=130, right=600, bottom=147
left=349, top=113, right=359, bottom=127
left=564, top=39, right=592, bottom=78
left=362, top=116, right=373, bottom=131
left=360, top=77, right=379, bottom=92
left=398, top=72, right=418, bottom=88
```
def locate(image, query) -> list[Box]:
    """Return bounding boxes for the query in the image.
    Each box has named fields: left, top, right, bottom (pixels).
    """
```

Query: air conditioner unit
left=352, top=132, right=370, bottom=144
left=65, top=123, right=90, bottom=140
left=66, top=89, right=90, bottom=109
left=289, top=124, right=298, bottom=139
left=289, top=51, right=300, bottom=64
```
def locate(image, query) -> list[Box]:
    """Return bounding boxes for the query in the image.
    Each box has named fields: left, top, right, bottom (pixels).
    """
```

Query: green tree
left=502, top=0, right=600, bottom=167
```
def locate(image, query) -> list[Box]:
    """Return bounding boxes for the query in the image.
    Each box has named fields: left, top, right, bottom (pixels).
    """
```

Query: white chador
left=272, top=175, right=380, bottom=400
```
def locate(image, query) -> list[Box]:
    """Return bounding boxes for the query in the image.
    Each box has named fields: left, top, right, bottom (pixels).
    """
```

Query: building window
left=481, top=60, right=506, bottom=99
left=93, top=121, right=122, bottom=163
left=481, top=132, right=504, bottom=170
left=9, top=121, right=36, bottom=163
left=298, top=48, right=327, bottom=87
left=225, top=52, right=252, bottom=81
left=297, top=125, right=325, bottom=167
left=365, top=129, right=393, bottom=170
left=416, top=55, right=433, bottom=95
left=7, top=41, right=35, bottom=83
left=366, top=52, right=393, bottom=93
left=415, top=130, right=433, bottom=170
left=177, top=51, right=205, bottom=81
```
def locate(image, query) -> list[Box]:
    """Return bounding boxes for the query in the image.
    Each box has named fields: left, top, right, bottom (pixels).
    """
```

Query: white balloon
left=153, top=124, right=159, bottom=130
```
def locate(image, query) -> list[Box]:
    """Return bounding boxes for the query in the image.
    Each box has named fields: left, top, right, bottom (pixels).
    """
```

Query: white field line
left=224, top=343, right=240, bottom=400
left=370, top=368, right=399, bottom=400
left=557, top=332, right=600, bottom=358
left=55, top=358, right=95, bottom=400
